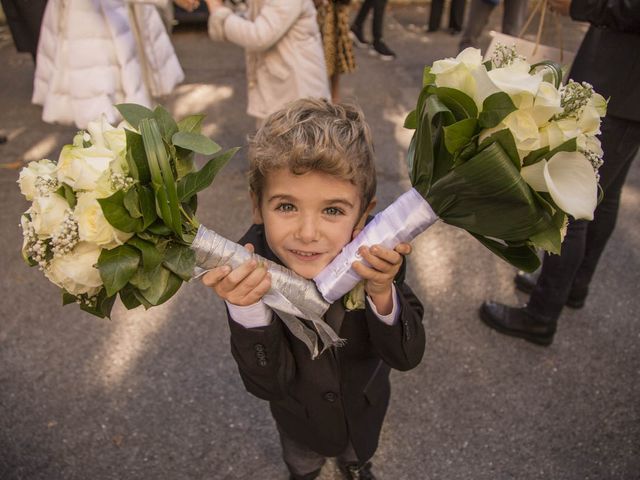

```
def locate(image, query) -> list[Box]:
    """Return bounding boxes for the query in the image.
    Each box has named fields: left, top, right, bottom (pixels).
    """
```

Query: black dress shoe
left=479, top=301, right=555, bottom=346
left=338, top=461, right=376, bottom=480
left=514, top=271, right=586, bottom=309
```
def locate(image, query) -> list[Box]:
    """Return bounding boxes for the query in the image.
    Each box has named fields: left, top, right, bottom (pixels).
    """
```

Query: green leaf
left=530, top=61, right=563, bottom=89
left=163, top=243, right=196, bottom=281
left=98, top=190, right=144, bottom=233
left=62, top=291, right=77, bottom=306
left=55, top=183, right=77, bottom=208
left=147, top=221, right=172, bottom=236
left=127, top=236, right=164, bottom=271
left=470, top=234, right=541, bottom=272
left=116, top=103, right=154, bottom=129
left=435, top=87, right=478, bottom=120
left=530, top=210, right=566, bottom=254
left=479, top=92, right=517, bottom=128
left=138, top=267, right=182, bottom=306
left=97, top=245, right=141, bottom=297
left=119, top=284, right=143, bottom=310
left=443, top=118, right=478, bottom=154
left=177, top=114, right=206, bottom=133
left=124, top=188, right=143, bottom=218
left=523, top=146, right=550, bottom=167
left=423, top=66, right=436, bottom=87
left=125, top=130, right=150, bottom=184
left=136, top=184, right=158, bottom=229
left=404, top=109, right=417, bottom=130
left=479, top=128, right=520, bottom=170
left=545, top=137, right=577, bottom=159
left=177, top=147, right=238, bottom=202
left=79, top=288, right=117, bottom=319
left=172, top=131, right=221, bottom=155
left=153, top=105, right=178, bottom=142
left=129, top=264, right=161, bottom=291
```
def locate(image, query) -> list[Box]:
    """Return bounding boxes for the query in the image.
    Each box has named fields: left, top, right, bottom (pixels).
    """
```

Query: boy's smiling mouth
left=289, top=249, right=323, bottom=260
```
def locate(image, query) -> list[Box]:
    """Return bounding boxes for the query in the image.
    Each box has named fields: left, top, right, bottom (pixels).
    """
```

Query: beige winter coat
left=208, top=0, right=330, bottom=119
left=33, top=0, right=184, bottom=128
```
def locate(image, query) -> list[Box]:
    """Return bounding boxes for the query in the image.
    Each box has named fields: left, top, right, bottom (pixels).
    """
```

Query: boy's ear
left=250, top=191, right=264, bottom=224
left=352, top=198, right=377, bottom=239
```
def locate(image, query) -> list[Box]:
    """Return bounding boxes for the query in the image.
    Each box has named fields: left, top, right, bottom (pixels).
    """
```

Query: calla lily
left=521, top=151, right=598, bottom=220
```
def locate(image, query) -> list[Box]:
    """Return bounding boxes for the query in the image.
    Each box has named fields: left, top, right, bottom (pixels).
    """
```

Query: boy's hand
left=352, top=243, right=412, bottom=315
left=201, top=243, right=271, bottom=306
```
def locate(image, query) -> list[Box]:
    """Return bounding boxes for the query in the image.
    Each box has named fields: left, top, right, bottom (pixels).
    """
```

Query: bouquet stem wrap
left=191, top=225, right=339, bottom=358
left=314, top=188, right=438, bottom=303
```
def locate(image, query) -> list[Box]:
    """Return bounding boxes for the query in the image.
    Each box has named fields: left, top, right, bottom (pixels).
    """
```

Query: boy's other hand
left=201, top=243, right=272, bottom=306
left=352, top=243, right=411, bottom=315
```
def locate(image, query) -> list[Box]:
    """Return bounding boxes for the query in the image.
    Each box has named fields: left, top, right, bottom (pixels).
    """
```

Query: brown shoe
left=479, top=301, right=555, bottom=346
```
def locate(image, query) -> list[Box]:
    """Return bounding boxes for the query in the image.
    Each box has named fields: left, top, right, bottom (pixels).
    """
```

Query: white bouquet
left=315, top=46, right=606, bottom=302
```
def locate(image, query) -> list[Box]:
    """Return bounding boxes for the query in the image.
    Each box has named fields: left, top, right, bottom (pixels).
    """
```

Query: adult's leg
left=449, top=0, right=466, bottom=31
left=428, top=0, right=445, bottom=31
left=502, top=0, right=528, bottom=36
left=352, top=0, right=375, bottom=31
left=570, top=116, right=640, bottom=300
left=371, top=0, right=389, bottom=43
left=276, top=423, right=325, bottom=480
left=526, top=116, right=640, bottom=320
left=458, top=0, right=495, bottom=50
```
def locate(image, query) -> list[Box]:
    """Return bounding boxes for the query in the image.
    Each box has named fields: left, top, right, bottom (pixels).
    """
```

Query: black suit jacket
left=569, top=0, right=640, bottom=121
left=226, top=224, right=426, bottom=461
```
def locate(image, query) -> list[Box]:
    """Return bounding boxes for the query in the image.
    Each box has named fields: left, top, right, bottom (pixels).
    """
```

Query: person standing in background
left=205, top=0, right=330, bottom=124
left=427, top=0, right=466, bottom=34
left=316, top=0, right=357, bottom=102
left=1, top=0, right=48, bottom=62
left=350, top=0, right=396, bottom=60
left=32, top=0, right=190, bottom=129
left=458, top=0, right=528, bottom=51
left=480, top=0, right=640, bottom=346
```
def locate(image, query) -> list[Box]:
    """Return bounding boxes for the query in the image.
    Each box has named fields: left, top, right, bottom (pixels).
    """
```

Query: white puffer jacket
left=33, top=0, right=184, bottom=128
left=208, top=0, right=330, bottom=120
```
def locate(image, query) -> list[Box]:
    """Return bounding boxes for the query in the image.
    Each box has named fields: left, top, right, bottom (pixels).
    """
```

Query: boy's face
left=252, top=169, right=374, bottom=280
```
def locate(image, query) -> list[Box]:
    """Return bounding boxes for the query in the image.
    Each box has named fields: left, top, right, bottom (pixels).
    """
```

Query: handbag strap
left=517, top=0, right=566, bottom=62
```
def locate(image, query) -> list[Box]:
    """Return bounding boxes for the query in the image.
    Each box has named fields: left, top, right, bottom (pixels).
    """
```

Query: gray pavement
left=1, top=4, right=639, bottom=480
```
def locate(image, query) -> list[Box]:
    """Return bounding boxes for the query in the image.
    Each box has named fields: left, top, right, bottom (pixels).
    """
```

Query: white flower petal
left=544, top=151, right=598, bottom=220
left=521, top=159, right=549, bottom=192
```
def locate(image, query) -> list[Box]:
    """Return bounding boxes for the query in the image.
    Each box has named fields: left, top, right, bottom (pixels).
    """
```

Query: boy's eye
left=324, top=207, right=344, bottom=216
left=276, top=203, right=296, bottom=212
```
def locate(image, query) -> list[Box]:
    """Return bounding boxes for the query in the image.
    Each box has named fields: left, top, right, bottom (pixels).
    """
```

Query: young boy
left=202, top=98, right=426, bottom=480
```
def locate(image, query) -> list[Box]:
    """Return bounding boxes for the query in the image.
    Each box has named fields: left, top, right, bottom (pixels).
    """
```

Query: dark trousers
left=526, top=115, right=640, bottom=321
left=0, top=0, right=48, bottom=59
left=276, top=422, right=360, bottom=479
left=428, top=0, right=466, bottom=32
left=352, top=0, right=389, bottom=43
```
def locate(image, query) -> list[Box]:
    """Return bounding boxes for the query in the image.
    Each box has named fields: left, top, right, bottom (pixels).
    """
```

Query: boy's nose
left=295, top=215, right=319, bottom=243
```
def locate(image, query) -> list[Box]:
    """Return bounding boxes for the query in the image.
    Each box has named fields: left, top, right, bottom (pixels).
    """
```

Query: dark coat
left=226, top=224, right=426, bottom=461
left=0, top=0, right=48, bottom=57
left=569, top=0, right=640, bottom=121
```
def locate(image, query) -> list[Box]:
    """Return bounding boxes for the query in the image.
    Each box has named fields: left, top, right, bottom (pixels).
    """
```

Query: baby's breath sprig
left=491, top=43, right=525, bottom=68
left=21, top=217, right=52, bottom=269
left=75, top=292, right=99, bottom=308
left=34, top=175, right=60, bottom=197
left=110, top=172, right=135, bottom=192
left=555, top=80, right=594, bottom=120
left=581, top=149, right=604, bottom=181
left=51, top=214, right=80, bottom=257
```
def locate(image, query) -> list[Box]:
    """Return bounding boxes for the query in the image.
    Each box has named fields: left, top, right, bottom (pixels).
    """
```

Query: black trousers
left=0, top=0, right=48, bottom=59
left=526, top=115, right=640, bottom=321
left=352, top=0, right=389, bottom=43
left=428, top=0, right=466, bottom=32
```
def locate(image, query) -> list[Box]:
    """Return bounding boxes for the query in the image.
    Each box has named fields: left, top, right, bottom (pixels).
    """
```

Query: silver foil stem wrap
left=314, top=188, right=439, bottom=303
left=191, top=225, right=338, bottom=358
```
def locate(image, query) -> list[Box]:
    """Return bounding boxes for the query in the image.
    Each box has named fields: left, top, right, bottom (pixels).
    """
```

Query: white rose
left=75, top=192, right=134, bottom=249
left=480, top=109, right=541, bottom=159
left=44, top=241, right=103, bottom=296
left=539, top=117, right=580, bottom=150
left=529, top=81, right=563, bottom=127
left=431, top=48, right=500, bottom=109
left=578, top=134, right=603, bottom=157
left=18, top=159, right=57, bottom=201
left=576, top=103, right=602, bottom=136
left=57, top=144, right=115, bottom=191
left=87, top=115, right=128, bottom=157
left=30, top=194, right=70, bottom=237
left=521, top=151, right=598, bottom=220
left=488, top=60, right=542, bottom=109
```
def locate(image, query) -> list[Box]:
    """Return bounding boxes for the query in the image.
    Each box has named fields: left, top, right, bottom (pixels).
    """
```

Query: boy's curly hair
left=248, top=98, right=377, bottom=214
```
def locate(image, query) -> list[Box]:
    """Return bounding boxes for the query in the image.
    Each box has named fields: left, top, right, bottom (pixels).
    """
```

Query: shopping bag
left=485, top=0, right=575, bottom=74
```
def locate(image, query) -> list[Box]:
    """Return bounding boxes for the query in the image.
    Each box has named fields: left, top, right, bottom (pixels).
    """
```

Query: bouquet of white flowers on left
left=19, top=105, right=337, bottom=357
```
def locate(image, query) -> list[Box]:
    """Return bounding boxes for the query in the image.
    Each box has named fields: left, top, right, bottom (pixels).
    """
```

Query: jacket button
left=258, top=359, right=268, bottom=367
left=323, top=392, right=337, bottom=402
left=254, top=343, right=264, bottom=352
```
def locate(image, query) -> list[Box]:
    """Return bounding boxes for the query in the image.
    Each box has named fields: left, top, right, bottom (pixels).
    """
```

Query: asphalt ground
left=1, top=3, right=638, bottom=479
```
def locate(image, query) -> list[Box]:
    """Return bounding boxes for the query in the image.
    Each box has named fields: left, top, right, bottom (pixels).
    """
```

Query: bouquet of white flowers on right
left=315, top=46, right=606, bottom=303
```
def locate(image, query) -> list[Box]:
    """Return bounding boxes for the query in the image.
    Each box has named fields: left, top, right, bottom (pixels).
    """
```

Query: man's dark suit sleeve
left=570, top=0, right=640, bottom=32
